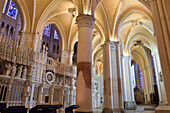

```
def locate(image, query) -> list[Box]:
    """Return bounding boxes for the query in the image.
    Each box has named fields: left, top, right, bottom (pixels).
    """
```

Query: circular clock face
left=46, top=72, right=53, bottom=83
left=47, top=74, right=53, bottom=81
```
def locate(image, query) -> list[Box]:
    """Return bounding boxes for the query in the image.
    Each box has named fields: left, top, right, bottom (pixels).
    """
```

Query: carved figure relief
left=22, top=66, right=27, bottom=79
left=15, top=65, right=23, bottom=78
left=10, top=64, right=17, bottom=77
left=59, top=77, right=63, bottom=85
left=3, top=63, right=11, bottom=76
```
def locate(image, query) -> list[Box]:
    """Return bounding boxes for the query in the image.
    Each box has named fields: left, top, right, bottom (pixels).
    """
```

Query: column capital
left=102, top=40, right=120, bottom=48
left=62, top=50, right=74, bottom=57
left=122, top=56, right=131, bottom=61
left=110, top=41, right=121, bottom=50
left=76, top=14, right=95, bottom=29
left=151, top=51, right=158, bottom=56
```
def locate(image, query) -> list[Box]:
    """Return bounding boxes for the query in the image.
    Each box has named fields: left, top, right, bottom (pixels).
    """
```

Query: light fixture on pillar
left=113, top=37, right=119, bottom=43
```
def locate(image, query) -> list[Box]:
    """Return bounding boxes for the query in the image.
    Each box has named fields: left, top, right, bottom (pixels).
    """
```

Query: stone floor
left=93, top=105, right=156, bottom=113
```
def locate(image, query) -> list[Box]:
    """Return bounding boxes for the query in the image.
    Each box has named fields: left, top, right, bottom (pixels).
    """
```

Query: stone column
left=49, top=83, right=55, bottom=105
left=37, top=70, right=45, bottom=104
left=14, top=15, right=21, bottom=39
left=146, top=51, right=155, bottom=94
left=23, top=33, right=41, bottom=52
left=122, top=56, right=136, bottom=110
left=5, top=67, right=14, bottom=103
left=60, top=75, right=66, bottom=104
left=102, top=41, right=114, bottom=113
left=141, top=67, right=150, bottom=103
left=22, top=66, right=33, bottom=108
left=29, top=83, right=35, bottom=108
left=68, top=51, right=74, bottom=66
left=110, top=41, right=124, bottom=112
left=6, top=26, right=11, bottom=38
left=149, top=1, right=170, bottom=112
left=75, top=14, right=94, bottom=113
left=134, top=64, right=141, bottom=90
left=33, top=33, right=41, bottom=52
left=145, top=65, right=154, bottom=103
left=61, top=50, right=74, bottom=66
left=1, top=24, right=7, bottom=40
left=59, top=75, right=65, bottom=112
left=152, top=52, right=167, bottom=105
left=69, top=77, right=74, bottom=105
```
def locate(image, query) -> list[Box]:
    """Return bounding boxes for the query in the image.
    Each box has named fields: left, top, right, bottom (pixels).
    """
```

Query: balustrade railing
left=0, top=35, right=47, bottom=65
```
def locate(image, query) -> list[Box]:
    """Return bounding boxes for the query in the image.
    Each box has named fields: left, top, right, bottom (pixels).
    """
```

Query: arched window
left=54, top=30, right=59, bottom=39
left=138, top=65, right=144, bottom=90
left=57, top=46, right=59, bottom=54
left=53, top=45, right=56, bottom=53
left=7, top=0, right=18, bottom=19
left=3, top=0, right=8, bottom=13
left=43, top=24, right=51, bottom=37
left=150, top=54, right=157, bottom=85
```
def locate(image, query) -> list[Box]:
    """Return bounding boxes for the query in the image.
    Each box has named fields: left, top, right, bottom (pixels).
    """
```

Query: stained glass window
left=131, top=65, right=136, bottom=88
left=7, top=0, right=18, bottom=19
left=54, top=30, right=59, bottom=39
left=3, top=0, right=8, bottom=13
left=151, top=55, right=157, bottom=85
left=43, top=24, right=51, bottom=37
left=138, top=65, right=144, bottom=90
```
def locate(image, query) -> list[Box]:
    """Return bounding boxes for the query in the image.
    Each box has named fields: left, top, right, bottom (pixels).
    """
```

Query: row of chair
left=0, top=103, right=79, bottom=113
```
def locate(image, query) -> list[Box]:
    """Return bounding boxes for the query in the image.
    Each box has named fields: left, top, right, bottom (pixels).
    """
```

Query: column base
left=114, top=108, right=125, bottom=113
left=124, top=101, right=136, bottom=110
left=155, top=106, right=170, bottom=113
left=102, top=108, right=114, bottom=113
left=159, top=101, right=168, bottom=106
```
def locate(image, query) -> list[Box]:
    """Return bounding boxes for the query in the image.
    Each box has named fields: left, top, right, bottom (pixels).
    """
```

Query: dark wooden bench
left=29, top=105, right=63, bottom=113
left=0, top=103, right=6, bottom=112
left=65, top=105, right=80, bottom=113
left=2, top=106, right=28, bottom=113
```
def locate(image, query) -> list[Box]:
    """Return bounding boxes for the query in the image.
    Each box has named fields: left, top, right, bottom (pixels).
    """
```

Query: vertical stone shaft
left=102, top=41, right=114, bottom=113
left=150, top=0, right=170, bottom=105
left=122, top=56, right=136, bottom=110
left=75, top=15, right=94, bottom=113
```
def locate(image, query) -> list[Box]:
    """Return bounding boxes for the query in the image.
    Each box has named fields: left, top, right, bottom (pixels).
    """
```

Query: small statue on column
left=22, top=66, right=27, bottom=79
left=3, top=63, right=11, bottom=76
left=59, top=77, right=63, bottom=85
left=10, top=64, right=17, bottom=77
left=15, top=65, right=23, bottom=78
left=159, top=71, right=163, bottom=81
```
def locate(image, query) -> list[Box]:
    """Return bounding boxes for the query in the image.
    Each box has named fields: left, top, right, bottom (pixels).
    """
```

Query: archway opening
left=72, top=41, right=78, bottom=65
left=92, top=55, right=104, bottom=109
left=131, top=61, right=145, bottom=105
left=1, top=0, right=21, bottom=41
left=41, top=24, right=61, bottom=60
